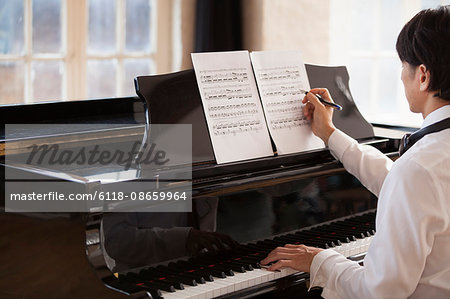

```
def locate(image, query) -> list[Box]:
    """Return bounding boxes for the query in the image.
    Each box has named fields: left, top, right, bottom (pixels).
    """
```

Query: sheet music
left=250, top=50, right=324, bottom=154
left=191, top=51, right=273, bottom=164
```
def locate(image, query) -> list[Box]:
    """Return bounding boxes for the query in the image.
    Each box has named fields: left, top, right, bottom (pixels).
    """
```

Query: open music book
left=191, top=50, right=324, bottom=164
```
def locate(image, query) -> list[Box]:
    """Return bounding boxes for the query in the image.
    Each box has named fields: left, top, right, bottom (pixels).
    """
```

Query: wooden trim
left=66, top=0, right=87, bottom=100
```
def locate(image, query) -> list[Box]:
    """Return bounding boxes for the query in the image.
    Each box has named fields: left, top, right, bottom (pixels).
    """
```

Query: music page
left=250, top=50, right=324, bottom=154
left=191, top=51, right=273, bottom=164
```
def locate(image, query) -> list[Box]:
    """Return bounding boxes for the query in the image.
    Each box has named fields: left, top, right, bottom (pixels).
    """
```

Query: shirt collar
left=421, top=105, right=450, bottom=129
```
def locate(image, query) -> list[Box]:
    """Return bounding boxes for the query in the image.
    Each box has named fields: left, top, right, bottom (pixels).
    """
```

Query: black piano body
left=0, top=65, right=402, bottom=298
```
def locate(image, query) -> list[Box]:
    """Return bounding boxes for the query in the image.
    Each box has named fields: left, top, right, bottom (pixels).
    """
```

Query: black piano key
left=245, top=261, right=261, bottom=269
left=193, top=255, right=247, bottom=273
left=242, top=256, right=265, bottom=267
left=162, top=279, right=184, bottom=290
left=144, top=288, right=164, bottom=299
left=155, top=265, right=202, bottom=286
left=228, top=260, right=253, bottom=271
left=110, top=280, right=164, bottom=299
left=193, top=276, right=206, bottom=284
left=175, top=260, right=226, bottom=279
left=243, top=244, right=271, bottom=254
left=180, top=269, right=210, bottom=283
left=133, top=271, right=178, bottom=293
left=143, top=281, right=176, bottom=293
left=313, top=225, right=366, bottom=241
left=229, top=264, right=246, bottom=273
left=202, top=267, right=227, bottom=279
left=256, top=240, right=282, bottom=249
left=142, top=270, right=186, bottom=290
left=189, top=269, right=214, bottom=282
left=234, top=257, right=260, bottom=269
left=187, top=257, right=235, bottom=276
left=119, top=273, right=175, bottom=294
left=167, top=261, right=214, bottom=282
left=239, top=253, right=263, bottom=261
left=208, top=264, right=235, bottom=276
left=146, top=272, right=192, bottom=288
left=274, top=234, right=301, bottom=243
left=240, top=244, right=267, bottom=254
left=309, top=227, right=354, bottom=240
left=259, top=239, right=286, bottom=247
left=218, top=262, right=245, bottom=273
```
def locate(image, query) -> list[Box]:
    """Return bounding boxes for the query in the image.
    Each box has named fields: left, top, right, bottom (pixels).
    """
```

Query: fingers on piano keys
left=111, top=212, right=376, bottom=299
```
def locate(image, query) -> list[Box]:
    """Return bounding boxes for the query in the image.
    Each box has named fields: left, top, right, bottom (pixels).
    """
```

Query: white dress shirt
left=310, top=105, right=450, bottom=298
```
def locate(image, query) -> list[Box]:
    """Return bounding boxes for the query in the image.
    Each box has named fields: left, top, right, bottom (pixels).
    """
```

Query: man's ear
left=418, top=64, right=430, bottom=92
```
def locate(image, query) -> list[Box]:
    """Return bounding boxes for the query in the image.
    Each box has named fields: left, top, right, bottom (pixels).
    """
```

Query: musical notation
left=258, top=68, right=301, bottom=81
left=209, top=102, right=257, bottom=111
left=191, top=51, right=273, bottom=163
left=197, top=67, right=264, bottom=136
left=250, top=50, right=324, bottom=154
left=261, top=85, right=303, bottom=98
left=266, top=106, right=302, bottom=115
left=200, top=70, right=248, bottom=84
left=270, top=115, right=308, bottom=130
left=204, top=87, right=253, bottom=101
left=212, top=119, right=263, bottom=136
left=209, top=109, right=259, bottom=119
left=251, top=62, right=309, bottom=133
left=265, top=99, right=300, bottom=107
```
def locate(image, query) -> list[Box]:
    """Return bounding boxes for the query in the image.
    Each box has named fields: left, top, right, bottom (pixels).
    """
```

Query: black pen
left=304, top=91, right=343, bottom=110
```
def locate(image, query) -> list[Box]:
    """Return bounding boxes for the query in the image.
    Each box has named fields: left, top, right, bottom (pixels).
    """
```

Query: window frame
left=0, top=0, right=175, bottom=104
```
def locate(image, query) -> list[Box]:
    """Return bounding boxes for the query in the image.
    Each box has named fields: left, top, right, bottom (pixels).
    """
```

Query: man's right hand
left=302, top=88, right=337, bottom=144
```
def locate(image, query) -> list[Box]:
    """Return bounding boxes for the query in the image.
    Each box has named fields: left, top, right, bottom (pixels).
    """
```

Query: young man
left=261, top=6, right=450, bottom=298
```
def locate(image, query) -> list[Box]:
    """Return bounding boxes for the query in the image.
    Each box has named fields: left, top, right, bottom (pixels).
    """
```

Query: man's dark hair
left=396, top=5, right=450, bottom=101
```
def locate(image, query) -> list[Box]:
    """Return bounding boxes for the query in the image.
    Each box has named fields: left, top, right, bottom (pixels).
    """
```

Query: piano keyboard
left=114, top=211, right=376, bottom=299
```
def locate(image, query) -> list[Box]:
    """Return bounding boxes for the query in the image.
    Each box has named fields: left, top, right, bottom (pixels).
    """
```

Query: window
left=330, top=0, right=450, bottom=127
left=0, top=0, right=175, bottom=105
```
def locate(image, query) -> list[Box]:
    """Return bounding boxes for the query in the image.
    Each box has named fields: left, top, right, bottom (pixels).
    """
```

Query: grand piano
left=0, top=65, right=404, bottom=298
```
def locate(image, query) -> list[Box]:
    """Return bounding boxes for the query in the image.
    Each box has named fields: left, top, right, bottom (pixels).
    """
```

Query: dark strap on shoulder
left=399, top=117, right=450, bottom=156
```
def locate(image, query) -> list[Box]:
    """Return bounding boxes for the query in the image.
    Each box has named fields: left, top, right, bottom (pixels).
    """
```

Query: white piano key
left=251, top=269, right=264, bottom=284
left=201, top=282, right=218, bottom=299
left=333, top=245, right=342, bottom=254
left=181, top=283, right=209, bottom=299
left=160, top=290, right=184, bottom=299
left=224, top=273, right=246, bottom=292
left=245, top=270, right=265, bottom=287
left=241, top=270, right=263, bottom=287
left=341, top=243, right=350, bottom=256
left=208, top=278, right=235, bottom=296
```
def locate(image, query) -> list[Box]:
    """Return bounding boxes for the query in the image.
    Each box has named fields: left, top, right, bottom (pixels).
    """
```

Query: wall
left=243, top=0, right=331, bottom=64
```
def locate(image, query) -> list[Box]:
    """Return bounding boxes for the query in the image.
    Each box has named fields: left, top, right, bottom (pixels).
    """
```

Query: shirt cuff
left=328, top=129, right=357, bottom=161
left=309, top=249, right=341, bottom=289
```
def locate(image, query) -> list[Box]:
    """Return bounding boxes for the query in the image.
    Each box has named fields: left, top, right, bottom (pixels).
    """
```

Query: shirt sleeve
left=327, top=129, right=393, bottom=196
left=309, top=158, right=446, bottom=298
